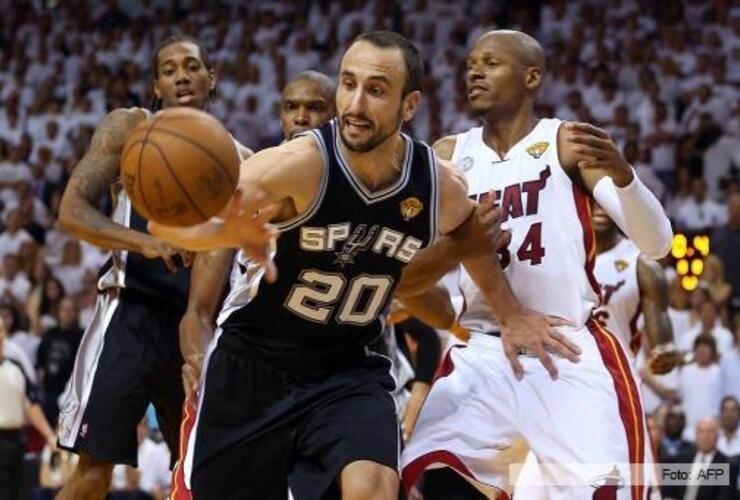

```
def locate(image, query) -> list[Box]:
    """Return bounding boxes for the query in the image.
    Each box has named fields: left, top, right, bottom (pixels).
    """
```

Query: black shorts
left=57, top=289, right=184, bottom=467
left=187, top=333, right=400, bottom=500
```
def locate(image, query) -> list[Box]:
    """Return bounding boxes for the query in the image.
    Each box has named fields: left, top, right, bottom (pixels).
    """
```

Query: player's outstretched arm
left=149, top=136, right=324, bottom=279
left=396, top=283, right=456, bottom=330
left=559, top=122, right=673, bottom=259
left=638, top=255, right=679, bottom=375
left=437, top=159, right=581, bottom=379
left=180, top=249, right=234, bottom=396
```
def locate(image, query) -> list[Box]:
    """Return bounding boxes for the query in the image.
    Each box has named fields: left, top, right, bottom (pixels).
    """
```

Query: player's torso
left=219, top=120, right=439, bottom=356
left=452, top=119, right=600, bottom=333
left=594, top=238, right=641, bottom=356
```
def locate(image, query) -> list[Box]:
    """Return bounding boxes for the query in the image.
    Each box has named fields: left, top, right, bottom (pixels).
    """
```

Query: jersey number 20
left=284, top=270, right=393, bottom=325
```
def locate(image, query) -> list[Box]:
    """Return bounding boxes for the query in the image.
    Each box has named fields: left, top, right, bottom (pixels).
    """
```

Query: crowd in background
left=0, top=0, right=738, bottom=497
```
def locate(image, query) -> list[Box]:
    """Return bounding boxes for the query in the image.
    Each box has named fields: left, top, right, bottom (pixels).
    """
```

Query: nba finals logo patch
left=400, top=197, right=423, bottom=221
left=526, top=142, right=549, bottom=159
left=615, top=259, right=629, bottom=272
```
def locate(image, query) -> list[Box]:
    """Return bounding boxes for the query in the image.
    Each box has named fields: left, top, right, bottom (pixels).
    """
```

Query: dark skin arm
left=638, top=255, right=679, bottom=375
left=398, top=284, right=455, bottom=330
left=58, top=108, right=191, bottom=270
left=180, top=249, right=235, bottom=396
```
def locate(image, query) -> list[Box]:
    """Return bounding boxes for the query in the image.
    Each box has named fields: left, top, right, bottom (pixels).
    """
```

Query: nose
left=295, top=106, right=310, bottom=126
left=345, top=88, right=366, bottom=116
left=175, top=66, right=190, bottom=84
left=467, top=64, right=484, bottom=84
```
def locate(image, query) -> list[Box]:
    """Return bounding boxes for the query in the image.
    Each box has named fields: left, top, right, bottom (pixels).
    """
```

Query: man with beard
left=151, top=31, right=573, bottom=499
left=401, top=30, right=673, bottom=499
left=54, top=36, right=254, bottom=500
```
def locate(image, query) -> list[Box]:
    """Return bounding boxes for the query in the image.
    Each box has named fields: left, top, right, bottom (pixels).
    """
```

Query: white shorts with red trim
left=401, top=319, right=650, bottom=500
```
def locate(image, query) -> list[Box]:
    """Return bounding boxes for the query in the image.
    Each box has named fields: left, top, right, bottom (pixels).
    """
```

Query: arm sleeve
left=396, top=317, right=441, bottom=384
left=592, top=172, right=673, bottom=259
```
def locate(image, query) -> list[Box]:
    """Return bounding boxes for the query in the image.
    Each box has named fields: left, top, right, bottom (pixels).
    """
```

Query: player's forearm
left=396, top=237, right=459, bottom=297
left=188, top=249, right=234, bottom=322
left=59, top=197, right=149, bottom=252
left=592, top=173, right=673, bottom=259
left=643, top=302, right=674, bottom=348
left=461, top=253, right=523, bottom=327
left=398, top=285, right=455, bottom=329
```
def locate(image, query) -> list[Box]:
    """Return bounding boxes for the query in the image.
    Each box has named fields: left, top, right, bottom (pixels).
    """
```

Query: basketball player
left=400, top=30, right=673, bottom=499
left=54, top=36, right=253, bottom=500
left=150, top=31, right=577, bottom=499
left=281, top=70, right=337, bottom=140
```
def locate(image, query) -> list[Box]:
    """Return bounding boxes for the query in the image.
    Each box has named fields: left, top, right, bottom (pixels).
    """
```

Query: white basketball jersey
left=593, top=238, right=642, bottom=357
left=451, top=119, right=600, bottom=333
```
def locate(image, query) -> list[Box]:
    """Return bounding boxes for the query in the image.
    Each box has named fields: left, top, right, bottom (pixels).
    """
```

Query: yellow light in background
left=693, top=235, right=710, bottom=256
left=677, top=259, right=689, bottom=275
left=691, top=259, right=704, bottom=275
left=682, top=275, right=699, bottom=291
left=671, top=234, right=687, bottom=259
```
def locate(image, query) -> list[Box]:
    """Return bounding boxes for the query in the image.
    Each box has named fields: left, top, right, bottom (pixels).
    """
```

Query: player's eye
left=163, top=69, right=175, bottom=76
left=310, top=104, right=325, bottom=112
left=342, top=79, right=356, bottom=90
left=368, top=87, right=384, bottom=97
left=285, top=103, right=296, bottom=110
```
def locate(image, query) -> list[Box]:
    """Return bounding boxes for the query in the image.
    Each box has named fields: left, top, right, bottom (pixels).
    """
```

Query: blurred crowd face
left=337, top=41, right=419, bottom=153
left=694, top=340, right=715, bottom=366
left=664, top=411, right=686, bottom=440
left=720, top=398, right=740, bottom=432
left=3, top=254, right=20, bottom=279
left=727, top=193, right=740, bottom=228
left=699, top=301, right=718, bottom=329
left=694, top=418, right=719, bottom=454
left=153, top=41, right=214, bottom=110
left=280, top=79, right=335, bottom=140
left=57, top=297, right=78, bottom=329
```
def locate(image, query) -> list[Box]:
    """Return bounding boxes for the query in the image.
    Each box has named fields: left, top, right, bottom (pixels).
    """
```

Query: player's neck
left=595, top=230, right=621, bottom=255
left=480, top=109, right=538, bottom=159
left=339, top=133, right=406, bottom=192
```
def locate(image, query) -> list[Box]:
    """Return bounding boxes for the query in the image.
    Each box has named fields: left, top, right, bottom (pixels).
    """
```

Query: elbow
left=57, top=199, right=78, bottom=234
left=642, top=221, right=674, bottom=260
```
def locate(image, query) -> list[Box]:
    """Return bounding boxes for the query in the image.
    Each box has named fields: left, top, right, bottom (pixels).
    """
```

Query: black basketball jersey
left=96, top=108, right=190, bottom=312
left=219, top=119, right=439, bottom=361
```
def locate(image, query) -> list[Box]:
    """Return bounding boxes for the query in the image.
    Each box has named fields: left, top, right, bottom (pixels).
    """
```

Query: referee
left=0, top=316, right=56, bottom=500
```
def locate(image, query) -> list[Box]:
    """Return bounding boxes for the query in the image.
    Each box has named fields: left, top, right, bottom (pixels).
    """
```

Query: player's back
left=452, top=118, right=600, bottom=333
left=217, top=119, right=439, bottom=366
left=593, top=238, right=641, bottom=356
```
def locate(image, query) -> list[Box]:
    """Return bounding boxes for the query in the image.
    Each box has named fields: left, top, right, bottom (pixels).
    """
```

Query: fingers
left=571, top=144, right=611, bottom=160
left=494, top=229, right=512, bottom=251
left=503, top=342, right=524, bottom=381
left=576, top=160, right=615, bottom=169
left=546, top=330, right=581, bottom=362
left=567, top=133, right=613, bottom=149
left=533, top=346, right=559, bottom=380
left=161, top=254, right=176, bottom=273
left=478, top=205, right=502, bottom=226
left=564, top=121, right=609, bottom=139
left=546, top=316, right=577, bottom=328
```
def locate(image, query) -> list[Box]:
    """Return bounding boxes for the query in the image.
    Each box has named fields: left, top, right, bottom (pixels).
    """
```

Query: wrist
left=612, top=166, right=635, bottom=188
left=498, top=302, right=526, bottom=327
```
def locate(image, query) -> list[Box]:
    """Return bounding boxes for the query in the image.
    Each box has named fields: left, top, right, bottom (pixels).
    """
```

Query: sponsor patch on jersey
left=614, top=259, right=629, bottom=272
left=526, top=141, right=549, bottom=159
left=400, top=197, right=423, bottom=221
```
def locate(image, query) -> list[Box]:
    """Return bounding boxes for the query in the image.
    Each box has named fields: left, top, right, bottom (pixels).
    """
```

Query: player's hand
left=148, top=189, right=280, bottom=282
left=450, top=192, right=511, bottom=260
left=564, top=122, right=634, bottom=187
left=647, top=342, right=680, bottom=375
left=138, top=235, right=189, bottom=272
left=500, top=309, right=580, bottom=380
left=45, top=433, right=58, bottom=451
left=179, top=311, right=211, bottom=398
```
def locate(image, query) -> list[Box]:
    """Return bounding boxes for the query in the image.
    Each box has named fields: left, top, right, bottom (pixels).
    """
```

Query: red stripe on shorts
left=587, top=318, right=646, bottom=500
left=170, top=392, right=198, bottom=500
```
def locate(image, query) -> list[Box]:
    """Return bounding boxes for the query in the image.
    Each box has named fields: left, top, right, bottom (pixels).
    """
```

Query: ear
left=208, top=68, right=217, bottom=91
left=402, top=90, right=422, bottom=122
left=153, top=79, right=162, bottom=100
left=524, top=67, right=543, bottom=91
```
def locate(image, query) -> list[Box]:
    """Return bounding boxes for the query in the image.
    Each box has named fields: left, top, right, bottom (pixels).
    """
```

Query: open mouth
left=175, top=88, right=195, bottom=99
left=343, top=117, right=373, bottom=132
left=468, top=84, right=489, bottom=97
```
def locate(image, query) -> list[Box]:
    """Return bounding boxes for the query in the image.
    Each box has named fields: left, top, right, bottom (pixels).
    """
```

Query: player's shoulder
left=100, top=107, right=149, bottom=131
left=432, top=135, right=457, bottom=161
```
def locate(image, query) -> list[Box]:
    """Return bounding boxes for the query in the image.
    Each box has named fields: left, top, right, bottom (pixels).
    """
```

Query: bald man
left=401, top=30, right=673, bottom=499
left=280, top=70, right=335, bottom=140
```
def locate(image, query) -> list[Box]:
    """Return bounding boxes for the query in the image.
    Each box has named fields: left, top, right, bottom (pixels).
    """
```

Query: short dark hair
left=694, top=333, right=717, bottom=354
left=351, top=31, right=424, bottom=97
left=151, top=36, right=213, bottom=110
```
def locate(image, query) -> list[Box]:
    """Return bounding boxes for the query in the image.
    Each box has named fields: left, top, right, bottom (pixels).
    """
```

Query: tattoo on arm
left=638, top=255, right=673, bottom=348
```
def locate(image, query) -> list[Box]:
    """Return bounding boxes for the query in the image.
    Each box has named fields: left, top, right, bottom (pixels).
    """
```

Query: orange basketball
left=120, top=107, right=240, bottom=226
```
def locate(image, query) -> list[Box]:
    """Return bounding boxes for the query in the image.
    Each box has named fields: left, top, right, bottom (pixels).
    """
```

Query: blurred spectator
left=679, top=335, right=722, bottom=440
left=0, top=208, right=33, bottom=263
left=0, top=253, right=31, bottom=305
left=676, top=178, right=728, bottom=232
left=678, top=300, right=734, bottom=355
left=700, top=254, right=733, bottom=326
left=659, top=407, right=696, bottom=462
left=717, top=396, right=740, bottom=458
left=52, top=240, right=93, bottom=297
left=712, top=193, right=740, bottom=317
left=34, top=446, right=77, bottom=500
left=720, top=324, right=740, bottom=403
left=35, top=296, right=83, bottom=425
left=27, top=276, right=65, bottom=334
left=0, top=303, right=38, bottom=364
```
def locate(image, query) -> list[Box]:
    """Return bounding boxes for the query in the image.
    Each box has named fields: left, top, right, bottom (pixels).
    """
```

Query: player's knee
left=339, top=461, right=399, bottom=500
left=76, top=454, right=114, bottom=492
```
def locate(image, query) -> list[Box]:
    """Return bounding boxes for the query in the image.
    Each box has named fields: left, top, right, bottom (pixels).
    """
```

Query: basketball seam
left=145, top=140, right=209, bottom=223
left=136, top=114, right=164, bottom=220
left=147, top=126, right=238, bottom=187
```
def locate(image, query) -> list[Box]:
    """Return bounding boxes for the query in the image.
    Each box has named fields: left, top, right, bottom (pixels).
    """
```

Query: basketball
left=120, top=107, right=240, bottom=226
